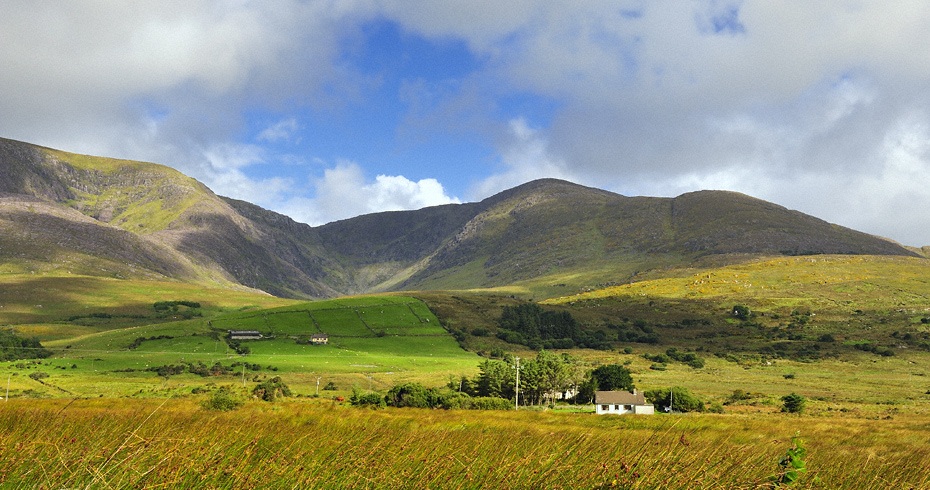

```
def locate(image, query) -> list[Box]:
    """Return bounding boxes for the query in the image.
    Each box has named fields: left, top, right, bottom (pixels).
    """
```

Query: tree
left=533, top=350, right=571, bottom=407
left=589, top=364, right=634, bottom=392
left=781, top=393, right=806, bottom=414
left=645, top=386, right=704, bottom=413
left=476, top=359, right=514, bottom=399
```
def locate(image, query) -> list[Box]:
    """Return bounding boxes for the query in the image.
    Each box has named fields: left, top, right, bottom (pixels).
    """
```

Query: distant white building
left=595, top=390, right=654, bottom=415
left=228, top=330, right=262, bottom=340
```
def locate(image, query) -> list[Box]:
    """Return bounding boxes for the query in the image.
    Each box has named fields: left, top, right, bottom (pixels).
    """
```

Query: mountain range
left=0, top=136, right=918, bottom=299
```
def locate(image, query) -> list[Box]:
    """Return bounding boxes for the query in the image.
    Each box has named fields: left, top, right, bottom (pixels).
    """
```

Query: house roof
left=595, top=390, right=648, bottom=405
left=310, top=333, right=328, bottom=338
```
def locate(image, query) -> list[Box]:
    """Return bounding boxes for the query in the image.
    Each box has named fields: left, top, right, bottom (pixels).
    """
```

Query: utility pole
left=514, top=356, right=521, bottom=410
left=5, top=373, right=9, bottom=402
left=316, top=376, right=321, bottom=396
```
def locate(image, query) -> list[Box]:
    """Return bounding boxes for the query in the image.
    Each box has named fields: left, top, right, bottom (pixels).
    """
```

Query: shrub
left=781, top=393, right=806, bottom=414
left=202, top=387, right=243, bottom=411
left=771, top=437, right=807, bottom=485
left=466, top=396, right=513, bottom=410
left=385, top=383, right=434, bottom=408
left=252, top=377, right=292, bottom=402
left=28, top=372, right=49, bottom=381
left=725, top=389, right=753, bottom=405
left=732, top=305, right=752, bottom=320
left=323, top=381, right=337, bottom=391
left=349, top=389, right=386, bottom=409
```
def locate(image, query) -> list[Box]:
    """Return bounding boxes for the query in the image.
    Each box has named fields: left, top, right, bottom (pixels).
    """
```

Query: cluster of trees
left=448, top=351, right=635, bottom=406
left=127, top=335, right=173, bottom=350
left=152, top=300, right=202, bottom=319
left=644, top=386, right=708, bottom=413
left=643, top=348, right=705, bottom=369
left=349, top=383, right=514, bottom=410
left=152, top=300, right=201, bottom=311
left=0, top=329, right=51, bottom=361
left=606, top=321, right=660, bottom=344
left=496, top=303, right=613, bottom=350
left=146, top=361, right=275, bottom=378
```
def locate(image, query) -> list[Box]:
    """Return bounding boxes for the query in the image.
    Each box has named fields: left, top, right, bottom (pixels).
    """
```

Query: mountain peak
left=1, top=136, right=920, bottom=299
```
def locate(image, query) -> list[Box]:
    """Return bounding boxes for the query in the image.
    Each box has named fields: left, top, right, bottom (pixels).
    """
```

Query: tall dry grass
left=1, top=397, right=928, bottom=489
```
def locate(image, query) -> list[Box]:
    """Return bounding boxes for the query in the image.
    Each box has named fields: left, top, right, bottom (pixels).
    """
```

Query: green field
left=1, top=280, right=481, bottom=397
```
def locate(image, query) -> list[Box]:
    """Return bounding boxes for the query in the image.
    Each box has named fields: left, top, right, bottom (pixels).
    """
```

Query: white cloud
left=384, top=1, right=930, bottom=243
left=278, top=161, right=460, bottom=226
left=470, top=118, right=576, bottom=199
left=4, top=2, right=930, bottom=244
left=258, top=118, right=301, bottom=143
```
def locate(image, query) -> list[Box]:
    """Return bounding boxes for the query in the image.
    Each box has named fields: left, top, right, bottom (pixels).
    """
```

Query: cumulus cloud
left=385, top=1, right=930, bottom=243
left=0, top=1, right=372, bottom=202
left=470, top=118, right=576, bottom=199
left=279, top=161, right=460, bottom=226
left=4, top=2, right=930, bottom=243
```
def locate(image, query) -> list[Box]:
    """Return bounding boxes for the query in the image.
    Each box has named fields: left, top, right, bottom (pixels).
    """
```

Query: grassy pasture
left=3, top=293, right=480, bottom=398
left=1, top=397, right=928, bottom=489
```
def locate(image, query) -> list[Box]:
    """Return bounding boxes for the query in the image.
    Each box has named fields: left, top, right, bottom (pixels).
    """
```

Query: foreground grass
left=1, top=398, right=928, bottom=489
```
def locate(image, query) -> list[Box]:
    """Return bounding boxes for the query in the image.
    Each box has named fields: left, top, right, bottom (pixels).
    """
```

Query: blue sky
left=3, top=1, right=930, bottom=245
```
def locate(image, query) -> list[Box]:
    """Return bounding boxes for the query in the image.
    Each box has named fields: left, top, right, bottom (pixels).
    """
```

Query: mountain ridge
left=0, top=136, right=919, bottom=298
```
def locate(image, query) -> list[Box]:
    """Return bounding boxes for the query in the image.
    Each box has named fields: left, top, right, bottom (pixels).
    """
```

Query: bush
left=466, top=396, right=513, bottom=410
left=252, top=377, right=292, bottom=402
left=28, top=372, right=49, bottom=381
left=781, top=393, right=806, bottom=413
left=732, top=305, right=752, bottom=320
left=385, top=383, right=434, bottom=408
left=202, top=386, right=243, bottom=411
left=350, top=389, right=386, bottom=409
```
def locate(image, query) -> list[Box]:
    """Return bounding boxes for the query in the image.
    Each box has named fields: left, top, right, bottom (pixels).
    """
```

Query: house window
left=601, top=405, right=609, bottom=411
left=614, top=405, right=620, bottom=410
left=624, top=405, right=632, bottom=410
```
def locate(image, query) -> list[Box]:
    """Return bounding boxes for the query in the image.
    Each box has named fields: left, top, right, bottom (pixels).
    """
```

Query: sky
left=2, top=1, right=930, bottom=246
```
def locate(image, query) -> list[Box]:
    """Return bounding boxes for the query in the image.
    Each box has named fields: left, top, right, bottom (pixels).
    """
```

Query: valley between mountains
left=2, top=136, right=930, bottom=487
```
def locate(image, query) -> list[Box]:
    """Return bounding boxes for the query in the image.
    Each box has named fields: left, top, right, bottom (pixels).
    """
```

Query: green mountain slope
left=0, top=137, right=919, bottom=299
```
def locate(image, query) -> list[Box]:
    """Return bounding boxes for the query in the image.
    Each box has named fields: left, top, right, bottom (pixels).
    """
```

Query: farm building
left=595, top=390, right=654, bottom=415
left=228, top=330, right=262, bottom=340
left=310, top=333, right=329, bottom=345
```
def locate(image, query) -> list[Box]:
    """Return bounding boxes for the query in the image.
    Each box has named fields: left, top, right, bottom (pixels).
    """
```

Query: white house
left=595, top=390, right=654, bottom=415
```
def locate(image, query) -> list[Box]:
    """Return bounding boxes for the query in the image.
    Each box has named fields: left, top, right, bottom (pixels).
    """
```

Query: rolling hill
left=0, top=136, right=919, bottom=299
